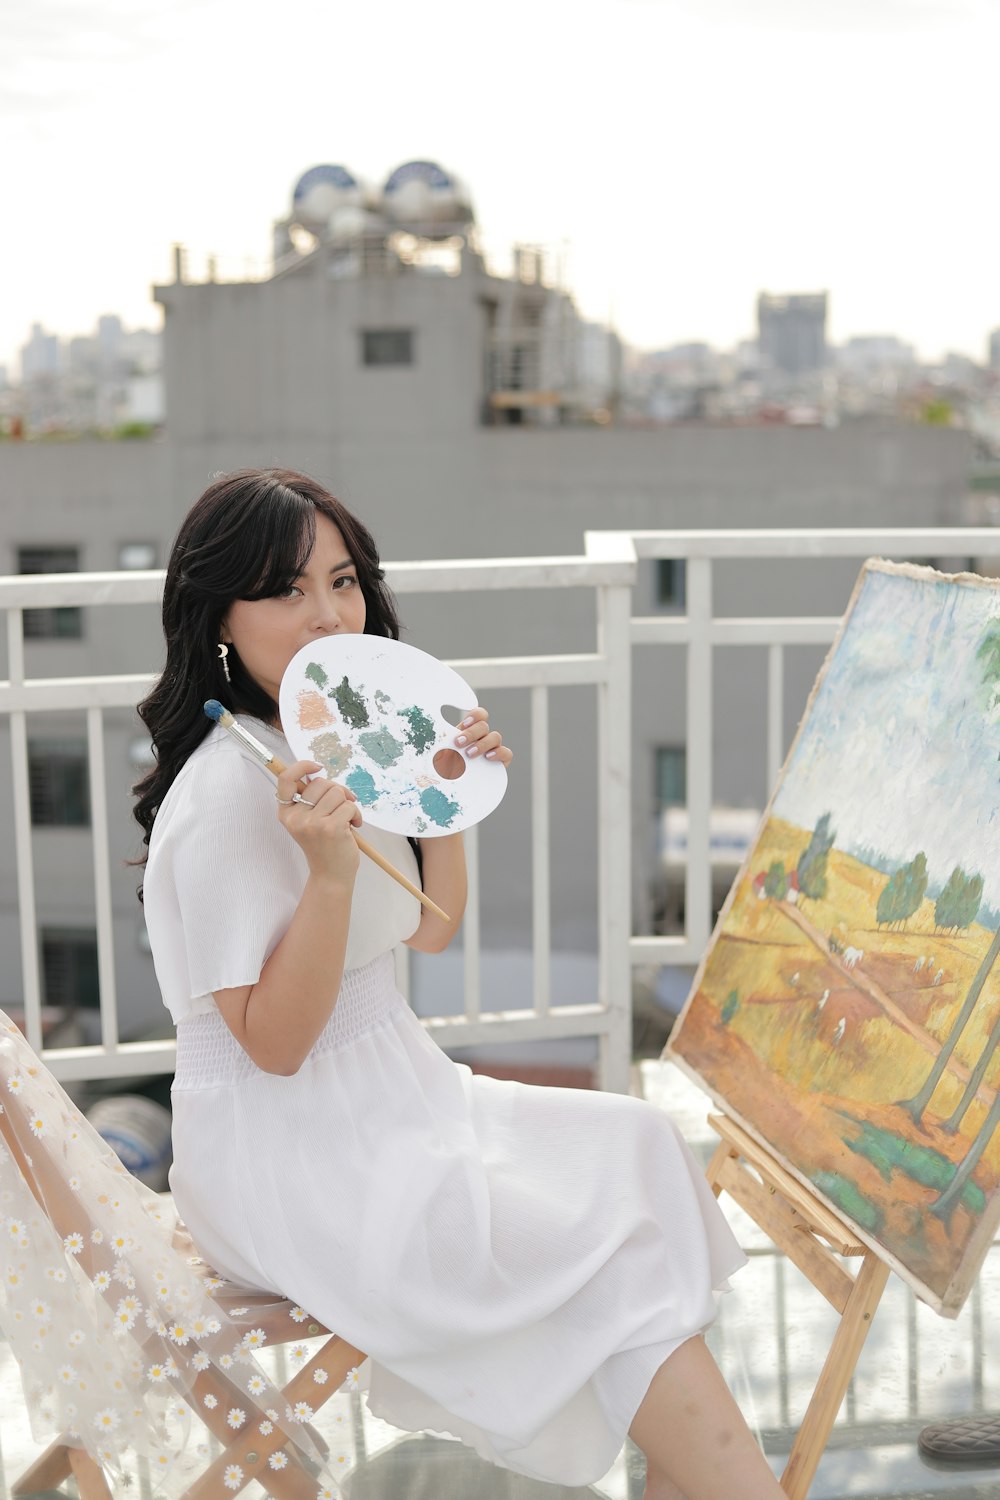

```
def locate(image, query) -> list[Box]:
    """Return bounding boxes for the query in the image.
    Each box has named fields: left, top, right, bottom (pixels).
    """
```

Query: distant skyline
left=3, top=0, right=1000, bottom=376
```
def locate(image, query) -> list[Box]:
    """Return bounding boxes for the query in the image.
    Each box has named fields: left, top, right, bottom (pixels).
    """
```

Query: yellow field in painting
left=690, top=815, right=1000, bottom=1168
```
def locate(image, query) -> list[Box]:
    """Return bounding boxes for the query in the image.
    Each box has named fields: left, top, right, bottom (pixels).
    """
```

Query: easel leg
left=779, top=1253, right=890, bottom=1500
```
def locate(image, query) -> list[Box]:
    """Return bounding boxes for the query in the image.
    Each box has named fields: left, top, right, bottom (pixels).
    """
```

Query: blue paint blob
left=346, top=767, right=379, bottom=805
left=419, top=785, right=460, bottom=828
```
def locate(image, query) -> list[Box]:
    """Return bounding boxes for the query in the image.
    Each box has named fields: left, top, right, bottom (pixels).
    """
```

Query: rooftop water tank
left=292, top=164, right=363, bottom=230
left=382, top=160, right=471, bottom=234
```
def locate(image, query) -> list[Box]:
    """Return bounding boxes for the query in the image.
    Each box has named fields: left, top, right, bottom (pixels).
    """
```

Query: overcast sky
left=775, top=568, right=1000, bottom=912
left=4, top=0, right=999, bottom=374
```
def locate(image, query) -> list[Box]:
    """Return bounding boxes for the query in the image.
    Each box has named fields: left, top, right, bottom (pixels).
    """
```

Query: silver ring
left=276, top=793, right=317, bottom=807
left=275, top=795, right=295, bottom=805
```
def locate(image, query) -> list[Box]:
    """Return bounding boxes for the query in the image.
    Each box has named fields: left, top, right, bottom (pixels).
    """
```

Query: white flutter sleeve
left=143, top=722, right=422, bottom=1026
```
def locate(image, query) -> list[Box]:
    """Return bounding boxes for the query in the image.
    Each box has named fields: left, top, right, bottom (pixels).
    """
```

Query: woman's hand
left=274, top=759, right=362, bottom=888
left=452, top=706, right=514, bottom=767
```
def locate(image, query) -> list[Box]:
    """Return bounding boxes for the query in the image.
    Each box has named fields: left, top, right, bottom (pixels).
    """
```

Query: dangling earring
left=218, top=640, right=231, bottom=684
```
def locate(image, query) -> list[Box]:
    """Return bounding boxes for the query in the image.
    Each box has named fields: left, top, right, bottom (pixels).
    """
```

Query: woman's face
left=221, top=512, right=367, bottom=706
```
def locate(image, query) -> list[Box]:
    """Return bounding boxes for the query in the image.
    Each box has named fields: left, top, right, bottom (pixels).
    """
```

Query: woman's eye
left=333, top=575, right=357, bottom=590
left=278, top=585, right=302, bottom=599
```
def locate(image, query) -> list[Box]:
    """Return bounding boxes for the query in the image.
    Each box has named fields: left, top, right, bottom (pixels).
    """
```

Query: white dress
left=143, top=717, right=746, bottom=1488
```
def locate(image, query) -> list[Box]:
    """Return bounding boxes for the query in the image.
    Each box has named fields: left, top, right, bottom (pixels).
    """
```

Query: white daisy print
left=93, top=1408, right=120, bottom=1432
left=203, top=1394, right=218, bottom=1409
left=223, top=1465, right=244, bottom=1490
left=268, top=1452, right=289, bottom=1470
left=192, top=1351, right=210, bottom=1371
left=165, top=1358, right=179, bottom=1379
left=226, top=1408, right=245, bottom=1430
left=93, top=1271, right=111, bottom=1292
left=167, top=1323, right=189, bottom=1345
left=205, top=1316, right=222, bottom=1334
left=258, top=1418, right=274, bottom=1435
left=30, top=1299, right=50, bottom=1320
left=289, top=1344, right=308, bottom=1363
left=147, top=1364, right=167, bottom=1383
left=289, top=1306, right=308, bottom=1323
left=344, top=1367, right=361, bottom=1389
left=229, top=1305, right=249, bottom=1316
left=67, top=1329, right=86, bottom=1348
left=6, top=1074, right=24, bottom=1093
left=46, top=1266, right=68, bottom=1283
left=7, top=1219, right=26, bottom=1240
left=90, top=1229, right=104, bottom=1245
left=219, top=1353, right=235, bottom=1370
left=317, top=1487, right=337, bottom=1499
left=57, top=1363, right=78, bottom=1385
left=27, top=1114, right=47, bottom=1138
left=313, top=1369, right=329, bottom=1385
left=63, top=1232, right=85, bottom=1255
left=68, top=1175, right=81, bottom=1191
left=290, top=1401, right=314, bottom=1423
left=241, top=1327, right=267, bottom=1350
left=246, top=1375, right=266, bottom=1395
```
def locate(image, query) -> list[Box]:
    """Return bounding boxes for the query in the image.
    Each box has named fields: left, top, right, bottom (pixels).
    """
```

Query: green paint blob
left=332, top=676, right=369, bottom=728
left=309, top=731, right=352, bottom=777
left=419, top=785, right=460, bottom=828
left=399, top=704, right=436, bottom=754
left=346, top=767, right=378, bottom=805
left=415, top=817, right=428, bottom=833
left=375, top=689, right=391, bottom=711
left=358, top=728, right=404, bottom=769
left=305, top=661, right=328, bottom=690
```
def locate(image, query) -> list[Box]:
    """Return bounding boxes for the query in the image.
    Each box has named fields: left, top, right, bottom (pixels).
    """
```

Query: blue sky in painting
left=773, top=567, right=1000, bottom=909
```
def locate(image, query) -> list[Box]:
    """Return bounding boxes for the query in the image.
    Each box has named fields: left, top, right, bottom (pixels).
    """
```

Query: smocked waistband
left=172, top=951, right=401, bottom=1088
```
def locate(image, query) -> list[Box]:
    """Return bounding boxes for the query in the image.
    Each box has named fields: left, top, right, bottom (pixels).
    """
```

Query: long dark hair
left=131, top=469, right=401, bottom=890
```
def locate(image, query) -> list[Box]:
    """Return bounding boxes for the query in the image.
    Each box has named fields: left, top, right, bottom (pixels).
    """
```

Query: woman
left=135, top=467, right=783, bottom=1500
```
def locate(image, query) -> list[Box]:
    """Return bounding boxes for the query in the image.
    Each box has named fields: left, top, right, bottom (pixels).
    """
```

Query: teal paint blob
left=420, top=785, right=460, bottom=828
left=358, top=728, right=405, bottom=769
left=305, top=661, right=329, bottom=690
left=346, top=767, right=379, bottom=805
left=332, top=676, right=369, bottom=728
left=399, top=704, right=436, bottom=754
left=374, top=689, right=391, bottom=711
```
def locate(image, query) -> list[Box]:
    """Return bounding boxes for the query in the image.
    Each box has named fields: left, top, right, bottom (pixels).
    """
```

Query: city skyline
left=3, top=0, right=999, bottom=376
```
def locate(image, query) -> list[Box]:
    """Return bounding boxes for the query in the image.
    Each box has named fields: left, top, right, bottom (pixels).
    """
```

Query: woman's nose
left=310, top=592, right=342, bottom=631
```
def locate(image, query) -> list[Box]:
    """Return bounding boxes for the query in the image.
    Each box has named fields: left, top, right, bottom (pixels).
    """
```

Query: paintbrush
left=203, top=700, right=451, bottom=923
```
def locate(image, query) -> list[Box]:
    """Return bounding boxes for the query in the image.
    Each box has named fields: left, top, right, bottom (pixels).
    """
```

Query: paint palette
left=278, top=635, right=508, bottom=836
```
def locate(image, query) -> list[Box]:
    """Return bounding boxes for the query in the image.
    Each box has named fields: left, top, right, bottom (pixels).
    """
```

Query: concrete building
left=757, top=291, right=829, bottom=379
left=0, top=162, right=977, bottom=1067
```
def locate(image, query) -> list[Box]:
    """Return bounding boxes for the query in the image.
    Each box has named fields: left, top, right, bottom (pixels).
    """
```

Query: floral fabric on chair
left=0, top=1012, right=361, bottom=1497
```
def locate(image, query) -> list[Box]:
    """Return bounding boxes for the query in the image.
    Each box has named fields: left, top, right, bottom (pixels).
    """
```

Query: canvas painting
left=667, top=560, right=1000, bottom=1316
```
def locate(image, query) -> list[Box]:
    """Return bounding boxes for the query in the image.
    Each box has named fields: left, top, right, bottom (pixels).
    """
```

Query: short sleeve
left=143, top=738, right=310, bottom=1022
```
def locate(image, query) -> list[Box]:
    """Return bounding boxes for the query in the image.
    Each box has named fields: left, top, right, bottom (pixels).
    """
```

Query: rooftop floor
left=2, top=1061, right=998, bottom=1499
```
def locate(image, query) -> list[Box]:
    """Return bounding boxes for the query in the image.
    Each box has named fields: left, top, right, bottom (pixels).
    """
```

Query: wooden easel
left=705, top=1114, right=891, bottom=1500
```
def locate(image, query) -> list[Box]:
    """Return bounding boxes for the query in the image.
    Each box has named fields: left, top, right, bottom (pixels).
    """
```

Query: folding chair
left=0, top=1023, right=367, bottom=1500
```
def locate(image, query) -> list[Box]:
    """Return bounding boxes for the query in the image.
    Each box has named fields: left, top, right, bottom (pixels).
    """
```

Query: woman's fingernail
left=485, top=750, right=497, bottom=760
left=455, top=734, right=468, bottom=746
left=466, top=745, right=478, bottom=756
left=460, top=716, right=475, bottom=729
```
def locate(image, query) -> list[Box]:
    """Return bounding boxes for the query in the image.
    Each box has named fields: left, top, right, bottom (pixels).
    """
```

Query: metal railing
left=0, top=539, right=635, bottom=1091
left=5, top=527, right=1000, bottom=1098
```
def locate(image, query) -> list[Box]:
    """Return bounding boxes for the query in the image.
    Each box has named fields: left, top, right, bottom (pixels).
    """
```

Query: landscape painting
left=667, top=560, right=1000, bottom=1315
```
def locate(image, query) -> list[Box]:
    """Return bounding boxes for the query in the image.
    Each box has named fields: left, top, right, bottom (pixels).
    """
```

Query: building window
left=29, top=739, right=90, bottom=826
left=18, top=545, right=82, bottom=639
left=656, top=746, right=687, bottom=809
left=41, top=928, right=100, bottom=1009
left=656, top=560, right=686, bottom=608
left=362, top=329, right=414, bottom=367
left=118, top=542, right=157, bottom=570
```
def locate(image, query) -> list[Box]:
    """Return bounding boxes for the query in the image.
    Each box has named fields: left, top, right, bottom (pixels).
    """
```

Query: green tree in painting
left=903, top=618, right=1000, bottom=1137
left=935, top=867, right=984, bottom=933
left=797, top=813, right=835, bottom=903
left=876, top=852, right=928, bottom=930
left=763, top=861, right=789, bottom=900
